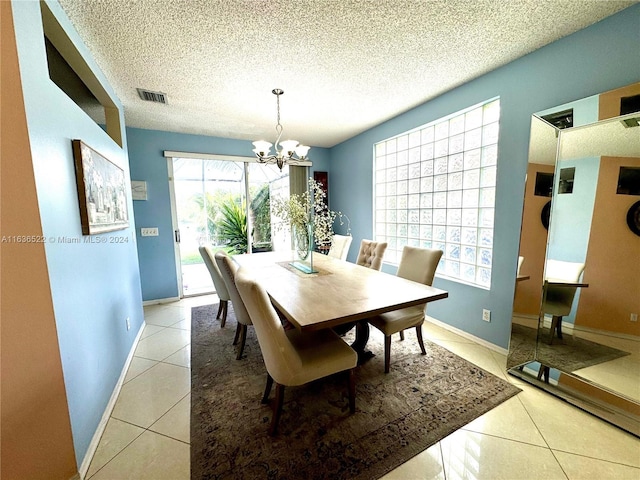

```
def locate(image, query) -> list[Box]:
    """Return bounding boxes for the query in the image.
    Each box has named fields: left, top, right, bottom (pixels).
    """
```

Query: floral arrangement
left=271, top=178, right=349, bottom=250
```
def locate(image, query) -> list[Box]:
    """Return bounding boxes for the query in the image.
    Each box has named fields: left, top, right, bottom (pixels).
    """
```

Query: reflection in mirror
left=508, top=81, right=640, bottom=436
left=539, top=112, right=640, bottom=399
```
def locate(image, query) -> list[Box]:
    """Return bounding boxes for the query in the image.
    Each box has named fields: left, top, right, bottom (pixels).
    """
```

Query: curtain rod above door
left=163, top=150, right=311, bottom=167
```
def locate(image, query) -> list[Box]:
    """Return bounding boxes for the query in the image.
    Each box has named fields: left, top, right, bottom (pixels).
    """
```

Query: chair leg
left=384, top=335, right=391, bottom=373
left=236, top=324, right=247, bottom=360
left=233, top=323, right=241, bottom=345
left=399, top=330, right=405, bottom=341
left=537, top=365, right=550, bottom=383
left=549, top=316, right=560, bottom=344
left=261, top=374, right=273, bottom=404
left=416, top=325, right=427, bottom=355
left=220, top=300, right=228, bottom=328
left=347, top=369, right=356, bottom=413
left=216, top=302, right=223, bottom=320
left=269, top=383, right=285, bottom=436
left=556, top=316, right=563, bottom=340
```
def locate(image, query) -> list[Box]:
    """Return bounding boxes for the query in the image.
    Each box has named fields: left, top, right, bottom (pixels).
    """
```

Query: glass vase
left=290, top=222, right=317, bottom=273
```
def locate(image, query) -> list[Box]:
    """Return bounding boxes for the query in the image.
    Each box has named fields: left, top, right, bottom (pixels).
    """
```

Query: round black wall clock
left=541, top=200, right=551, bottom=230
left=627, top=200, right=640, bottom=237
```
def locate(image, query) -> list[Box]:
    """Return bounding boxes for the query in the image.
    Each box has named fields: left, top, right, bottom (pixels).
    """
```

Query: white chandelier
left=252, top=88, right=310, bottom=171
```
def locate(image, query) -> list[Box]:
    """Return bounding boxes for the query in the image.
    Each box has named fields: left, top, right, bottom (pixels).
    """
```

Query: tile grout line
left=87, top=300, right=201, bottom=478
left=550, top=447, right=640, bottom=470
left=87, top=411, right=190, bottom=480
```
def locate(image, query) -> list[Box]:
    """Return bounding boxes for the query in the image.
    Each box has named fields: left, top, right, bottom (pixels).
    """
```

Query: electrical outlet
left=482, top=309, right=491, bottom=322
left=126, top=317, right=131, bottom=331
left=631, top=313, right=638, bottom=322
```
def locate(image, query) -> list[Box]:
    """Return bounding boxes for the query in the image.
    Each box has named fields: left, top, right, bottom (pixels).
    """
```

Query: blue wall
left=12, top=0, right=144, bottom=465
left=127, top=127, right=330, bottom=301
left=328, top=5, right=640, bottom=349
left=547, top=157, right=600, bottom=263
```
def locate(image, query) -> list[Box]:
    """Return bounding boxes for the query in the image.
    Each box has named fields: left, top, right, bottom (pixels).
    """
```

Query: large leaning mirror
left=508, top=81, right=640, bottom=436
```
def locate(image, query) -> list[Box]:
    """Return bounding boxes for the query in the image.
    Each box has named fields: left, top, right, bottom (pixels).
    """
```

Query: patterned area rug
left=191, top=304, right=520, bottom=480
left=508, top=324, right=630, bottom=372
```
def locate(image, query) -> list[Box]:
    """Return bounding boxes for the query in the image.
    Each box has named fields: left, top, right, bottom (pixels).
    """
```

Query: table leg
left=353, top=320, right=375, bottom=364
left=333, top=320, right=375, bottom=364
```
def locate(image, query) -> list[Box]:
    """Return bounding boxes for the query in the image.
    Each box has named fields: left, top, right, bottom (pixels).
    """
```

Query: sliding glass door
left=169, top=156, right=289, bottom=296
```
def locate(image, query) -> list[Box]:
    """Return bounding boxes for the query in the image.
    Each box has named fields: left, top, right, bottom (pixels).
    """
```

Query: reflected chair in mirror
left=542, top=259, right=586, bottom=344
left=327, top=234, right=352, bottom=261
left=214, top=251, right=253, bottom=360
left=517, top=256, right=524, bottom=276
left=198, top=246, right=230, bottom=327
left=355, top=239, right=388, bottom=271
left=368, top=246, right=443, bottom=373
left=235, top=267, right=357, bottom=435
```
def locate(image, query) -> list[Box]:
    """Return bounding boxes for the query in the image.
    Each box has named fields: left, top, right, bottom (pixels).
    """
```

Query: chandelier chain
left=275, top=92, right=283, bottom=143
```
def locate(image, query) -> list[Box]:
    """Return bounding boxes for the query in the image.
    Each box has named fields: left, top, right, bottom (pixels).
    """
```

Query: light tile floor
left=86, top=295, right=640, bottom=479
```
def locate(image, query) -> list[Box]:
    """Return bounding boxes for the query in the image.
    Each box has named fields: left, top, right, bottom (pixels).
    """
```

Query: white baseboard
left=426, top=316, right=509, bottom=356
left=78, top=321, right=146, bottom=479
left=142, top=296, right=180, bottom=306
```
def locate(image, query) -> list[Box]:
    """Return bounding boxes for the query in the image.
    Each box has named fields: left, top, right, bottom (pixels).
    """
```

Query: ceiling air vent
left=541, top=109, right=573, bottom=130
left=136, top=88, right=168, bottom=104
left=621, top=116, right=640, bottom=128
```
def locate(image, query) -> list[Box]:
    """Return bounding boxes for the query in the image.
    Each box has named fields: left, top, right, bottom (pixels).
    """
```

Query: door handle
left=175, top=229, right=180, bottom=243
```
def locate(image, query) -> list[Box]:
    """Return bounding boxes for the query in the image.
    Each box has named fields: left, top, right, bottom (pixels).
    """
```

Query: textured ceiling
left=57, top=0, right=635, bottom=148
left=559, top=114, right=640, bottom=160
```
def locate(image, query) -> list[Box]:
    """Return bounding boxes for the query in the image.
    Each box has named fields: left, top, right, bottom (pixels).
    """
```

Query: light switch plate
left=141, top=227, right=159, bottom=237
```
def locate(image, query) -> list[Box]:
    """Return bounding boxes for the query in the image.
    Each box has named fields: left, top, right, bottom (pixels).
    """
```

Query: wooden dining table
left=233, top=251, right=449, bottom=361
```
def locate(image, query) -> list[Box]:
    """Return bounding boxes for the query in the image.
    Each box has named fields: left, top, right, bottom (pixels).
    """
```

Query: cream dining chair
left=355, top=239, right=388, bottom=271
left=542, top=259, right=586, bottom=344
left=327, top=234, right=353, bottom=261
left=368, top=246, right=443, bottom=373
left=214, top=251, right=253, bottom=360
left=235, top=266, right=357, bottom=435
left=517, top=256, right=524, bottom=276
left=199, top=246, right=230, bottom=326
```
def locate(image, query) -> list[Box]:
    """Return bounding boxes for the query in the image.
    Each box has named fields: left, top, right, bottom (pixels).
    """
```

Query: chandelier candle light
left=252, top=89, right=310, bottom=171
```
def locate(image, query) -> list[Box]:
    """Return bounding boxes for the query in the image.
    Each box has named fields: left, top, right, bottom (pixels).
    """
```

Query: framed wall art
left=72, top=139, right=129, bottom=235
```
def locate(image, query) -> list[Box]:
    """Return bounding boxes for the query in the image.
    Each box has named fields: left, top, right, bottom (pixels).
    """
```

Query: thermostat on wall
left=131, top=181, right=148, bottom=200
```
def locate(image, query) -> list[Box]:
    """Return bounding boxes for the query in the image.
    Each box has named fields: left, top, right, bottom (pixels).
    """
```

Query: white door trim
left=167, top=158, right=183, bottom=297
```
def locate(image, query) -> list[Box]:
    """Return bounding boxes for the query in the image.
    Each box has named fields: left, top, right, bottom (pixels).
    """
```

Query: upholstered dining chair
left=235, top=267, right=357, bottom=436
left=355, top=239, right=388, bottom=271
left=199, top=246, right=230, bottom=327
left=214, top=251, right=253, bottom=360
left=542, top=259, right=586, bottom=344
left=327, top=234, right=353, bottom=261
left=368, top=246, right=443, bottom=373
